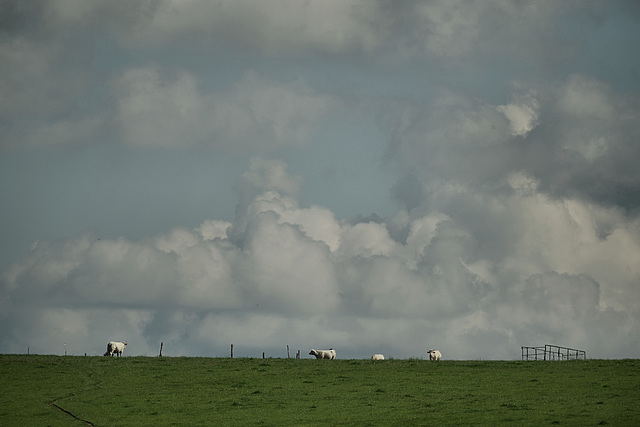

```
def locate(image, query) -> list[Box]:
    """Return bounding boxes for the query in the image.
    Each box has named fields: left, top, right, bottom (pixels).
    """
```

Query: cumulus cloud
left=382, top=91, right=514, bottom=198
left=384, top=73, right=640, bottom=211
left=497, top=91, right=540, bottom=137
left=1, top=1, right=639, bottom=361
left=2, top=158, right=639, bottom=359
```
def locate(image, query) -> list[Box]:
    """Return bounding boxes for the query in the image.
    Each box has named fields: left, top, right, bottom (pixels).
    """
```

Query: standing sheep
left=427, top=349, right=442, bottom=360
left=104, top=341, right=127, bottom=357
left=309, top=348, right=336, bottom=359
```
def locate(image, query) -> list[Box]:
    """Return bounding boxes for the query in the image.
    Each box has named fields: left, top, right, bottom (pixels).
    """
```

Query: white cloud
left=197, top=220, right=232, bottom=241
left=45, top=0, right=104, bottom=25
left=507, top=172, right=539, bottom=197
left=403, top=213, right=450, bottom=269
left=241, top=158, right=304, bottom=198
left=497, top=91, right=540, bottom=137
left=414, top=0, right=484, bottom=56
left=38, top=0, right=603, bottom=63
left=3, top=158, right=639, bottom=359
left=383, top=91, right=515, bottom=196
left=0, top=0, right=609, bottom=152
left=211, top=72, right=338, bottom=152
left=337, top=222, right=396, bottom=258
left=386, top=72, right=640, bottom=212
left=558, top=74, right=616, bottom=121
left=410, top=0, right=603, bottom=61
left=0, top=36, right=106, bottom=149
left=1, top=1, right=639, bottom=362
left=123, top=0, right=388, bottom=55
left=114, top=68, right=337, bottom=151
left=556, top=74, right=618, bottom=160
left=245, top=211, right=339, bottom=314
left=115, top=67, right=204, bottom=148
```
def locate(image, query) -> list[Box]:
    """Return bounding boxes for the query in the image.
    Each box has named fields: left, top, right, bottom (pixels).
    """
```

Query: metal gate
left=521, top=344, right=586, bottom=361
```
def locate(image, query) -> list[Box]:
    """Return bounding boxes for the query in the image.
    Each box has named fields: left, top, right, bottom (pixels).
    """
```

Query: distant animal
left=309, top=348, right=336, bottom=360
left=104, top=341, right=127, bottom=357
left=371, top=354, right=385, bottom=360
left=427, top=349, right=442, bottom=361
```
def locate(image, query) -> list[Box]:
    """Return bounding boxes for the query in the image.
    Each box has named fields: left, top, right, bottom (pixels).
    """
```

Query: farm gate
left=521, top=344, right=586, bottom=361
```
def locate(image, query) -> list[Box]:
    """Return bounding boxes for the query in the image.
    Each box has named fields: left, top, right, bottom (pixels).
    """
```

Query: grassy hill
left=1, top=355, right=638, bottom=425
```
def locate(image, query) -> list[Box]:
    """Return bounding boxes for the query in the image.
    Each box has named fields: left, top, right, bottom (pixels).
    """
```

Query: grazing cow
left=371, top=354, right=385, bottom=360
left=309, top=348, right=336, bottom=360
left=104, top=341, right=127, bottom=357
left=427, top=349, right=442, bottom=361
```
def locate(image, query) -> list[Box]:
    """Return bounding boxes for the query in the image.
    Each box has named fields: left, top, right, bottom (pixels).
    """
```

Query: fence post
left=287, top=345, right=290, bottom=358
left=159, top=342, right=163, bottom=357
left=231, top=344, right=234, bottom=358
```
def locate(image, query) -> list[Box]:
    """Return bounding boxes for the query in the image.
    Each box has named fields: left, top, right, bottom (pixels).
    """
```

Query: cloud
left=115, top=0, right=389, bottom=55
left=10, top=1, right=605, bottom=64
left=384, top=73, right=640, bottom=212
left=0, top=1, right=614, bottom=152
left=114, top=68, right=337, bottom=151
left=556, top=74, right=618, bottom=160
left=2, top=158, right=639, bottom=358
left=1, top=1, right=639, bottom=361
left=407, top=0, right=607, bottom=63
left=114, top=67, right=205, bottom=149
left=538, top=75, right=640, bottom=208
left=382, top=90, right=514, bottom=197
left=0, top=35, right=108, bottom=150
left=497, top=91, right=540, bottom=137
left=115, top=0, right=601, bottom=61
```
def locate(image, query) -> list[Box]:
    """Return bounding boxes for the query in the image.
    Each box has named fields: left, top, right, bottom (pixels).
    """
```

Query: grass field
left=1, top=355, right=638, bottom=426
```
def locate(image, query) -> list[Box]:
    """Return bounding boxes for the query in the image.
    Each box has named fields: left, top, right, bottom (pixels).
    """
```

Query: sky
left=1, top=0, right=640, bottom=360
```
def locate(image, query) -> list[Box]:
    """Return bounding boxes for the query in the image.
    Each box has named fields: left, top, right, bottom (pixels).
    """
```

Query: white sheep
left=104, top=341, right=127, bottom=357
left=309, top=348, right=336, bottom=359
left=371, top=354, right=385, bottom=360
left=427, top=349, right=442, bottom=361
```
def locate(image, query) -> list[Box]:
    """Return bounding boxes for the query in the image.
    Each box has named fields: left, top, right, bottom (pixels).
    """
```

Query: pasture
left=1, top=355, right=638, bottom=426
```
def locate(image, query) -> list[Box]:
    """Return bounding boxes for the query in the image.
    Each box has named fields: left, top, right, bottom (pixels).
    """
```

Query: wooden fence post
left=287, top=345, right=290, bottom=358
left=231, top=344, right=234, bottom=358
left=159, top=342, right=163, bottom=357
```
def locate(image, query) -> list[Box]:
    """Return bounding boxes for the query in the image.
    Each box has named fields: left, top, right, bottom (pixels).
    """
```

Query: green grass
left=1, top=356, right=639, bottom=426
